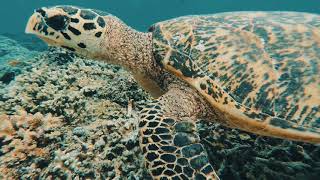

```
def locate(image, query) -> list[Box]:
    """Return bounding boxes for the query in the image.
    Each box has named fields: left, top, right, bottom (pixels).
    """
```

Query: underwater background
left=1, top=0, right=320, bottom=34
left=0, top=0, right=320, bottom=180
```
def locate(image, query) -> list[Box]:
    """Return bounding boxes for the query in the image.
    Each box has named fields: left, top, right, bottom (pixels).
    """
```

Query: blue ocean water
left=0, top=0, right=319, bottom=52
left=1, top=0, right=320, bottom=34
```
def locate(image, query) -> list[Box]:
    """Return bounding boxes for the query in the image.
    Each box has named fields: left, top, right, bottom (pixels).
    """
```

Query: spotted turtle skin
left=151, top=12, right=320, bottom=143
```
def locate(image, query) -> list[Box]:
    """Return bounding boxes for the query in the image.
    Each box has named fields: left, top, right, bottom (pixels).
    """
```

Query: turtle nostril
left=35, top=8, right=46, bottom=17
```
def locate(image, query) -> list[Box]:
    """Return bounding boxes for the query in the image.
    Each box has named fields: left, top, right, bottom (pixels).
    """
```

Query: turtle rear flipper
left=139, top=98, right=219, bottom=179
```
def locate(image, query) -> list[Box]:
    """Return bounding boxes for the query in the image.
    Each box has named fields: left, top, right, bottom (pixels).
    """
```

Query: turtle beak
left=25, top=8, right=60, bottom=45
left=25, top=8, right=46, bottom=34
left=25, top=13, right=40, bottom=34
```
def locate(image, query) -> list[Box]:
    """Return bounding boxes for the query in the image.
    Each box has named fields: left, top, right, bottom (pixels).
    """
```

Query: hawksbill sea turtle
left=25, top=6, right=320, bottom=179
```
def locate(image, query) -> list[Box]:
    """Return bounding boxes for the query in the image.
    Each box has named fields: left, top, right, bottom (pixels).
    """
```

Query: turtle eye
left=35, top=8, right=46, bottom=17
left=45, top=15, right=69, bottom=31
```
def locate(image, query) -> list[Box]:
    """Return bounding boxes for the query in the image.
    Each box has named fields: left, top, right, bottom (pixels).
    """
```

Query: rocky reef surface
left=0, top=35, right=319, bottom=180
left=0, top=34, right=42, bottom=85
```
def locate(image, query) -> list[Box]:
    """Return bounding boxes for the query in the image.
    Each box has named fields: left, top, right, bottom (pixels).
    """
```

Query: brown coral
left=0, top=111, right=63, bottom=179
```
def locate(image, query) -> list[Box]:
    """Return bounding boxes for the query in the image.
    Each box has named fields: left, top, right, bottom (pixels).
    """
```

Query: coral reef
left=0, top=46, right=150, bottom=179
left=0, top=35, right=40, bottom=84
left=0, top=47, right=149, bottom=122
left=0, top=35, right=40, bottom=64
left=0, top=110, right=150, bottom=179
left=2, top=33, right=47, bottom=52
left=0, top=35, right=319, bottom=179
left=198, top=122, right=320, bottom=180
left=0, top=111, right=63, bottom=179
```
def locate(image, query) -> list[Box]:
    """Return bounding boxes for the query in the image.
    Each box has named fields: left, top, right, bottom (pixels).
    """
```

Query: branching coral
left=0, top=111, right=63, bottom=179
left=0, top=111, right=149, bottom=179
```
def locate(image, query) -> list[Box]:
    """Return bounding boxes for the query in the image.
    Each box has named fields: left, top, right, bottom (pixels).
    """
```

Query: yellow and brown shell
left=151, top=12, right=320, bottom=143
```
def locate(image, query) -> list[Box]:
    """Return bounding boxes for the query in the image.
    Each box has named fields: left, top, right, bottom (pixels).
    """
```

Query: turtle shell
left=151, top=12, right=320, bottom=143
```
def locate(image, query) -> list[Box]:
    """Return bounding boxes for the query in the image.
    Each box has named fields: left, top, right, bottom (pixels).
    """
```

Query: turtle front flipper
left=139, top=100, right=219, bottom=180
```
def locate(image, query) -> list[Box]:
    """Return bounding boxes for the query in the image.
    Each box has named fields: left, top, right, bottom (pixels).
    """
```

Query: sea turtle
left=25, top=6, right=320, bottom=179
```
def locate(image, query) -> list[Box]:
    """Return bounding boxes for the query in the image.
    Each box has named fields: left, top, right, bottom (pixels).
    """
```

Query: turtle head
left=25, top=6, right=110, bottom=59
left=26, top=5, right=155, bottom=77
